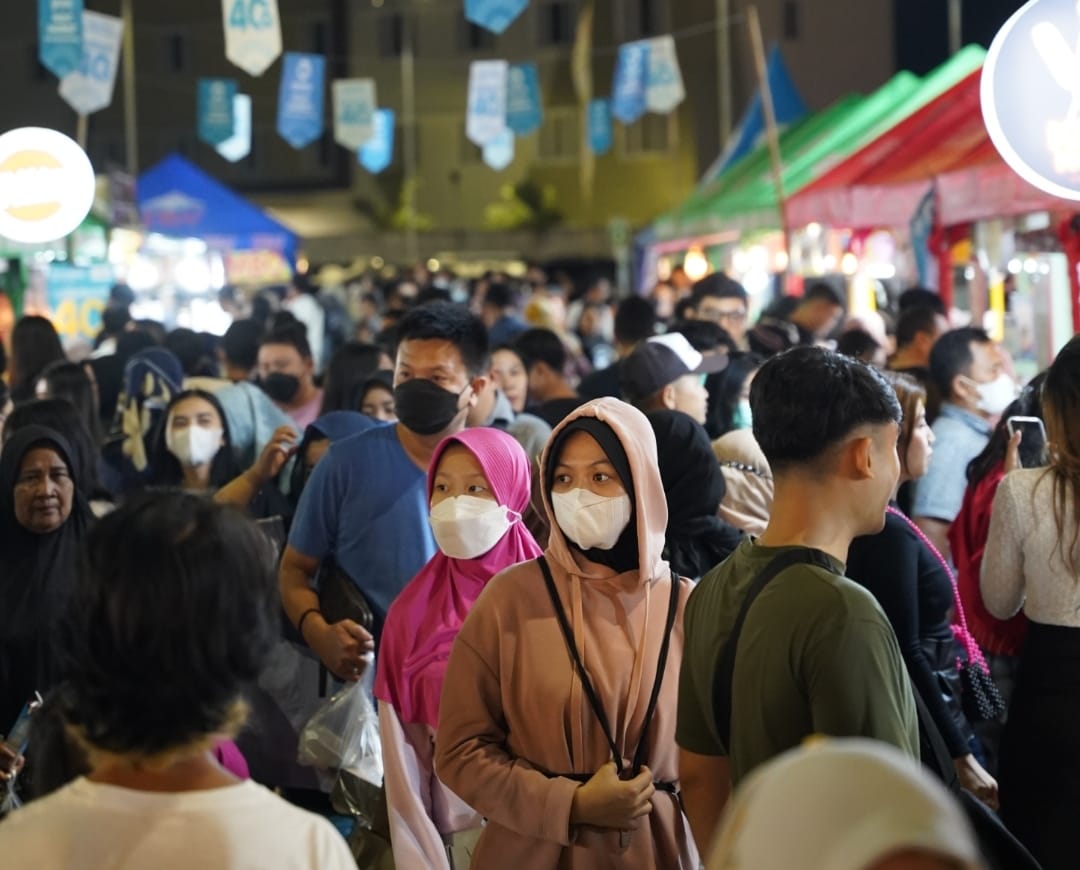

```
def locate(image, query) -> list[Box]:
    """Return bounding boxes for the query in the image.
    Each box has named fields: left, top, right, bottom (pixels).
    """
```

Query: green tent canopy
left=656, top=44, right=987, bottom=241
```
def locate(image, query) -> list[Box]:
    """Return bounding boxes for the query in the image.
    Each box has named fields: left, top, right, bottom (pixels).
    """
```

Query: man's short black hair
left=895, top=305, right=943, bottom=349
left=690, top=273, right=749, bottom=306
left=836, top=328, right=882, bottom=362
left=101, top=306, right=131, bottom=337
left=482, top=282, right=516, bottom=311
left=61, top=493, right=278, bottom=757
left=929, top=327, right=992, bottom=398
left=260, top=324, right=312, bottom=361
left=751, top=347, right=902, bottom=473
left=397, top=301, right=490, bottom=377
left=803, top=282, right=845, bottom=308
left=108, top=282, right=135, bottom=310
left=514, top=327, right=567, bottom=374
left=898, top=287, right=947, bottom=316
left=614, top=296, right=657, bottom=346
left=671, top=319, right=737, bottom=354
left=222, top=318, right=264, bottom=370
left=165, top=328, right=216, bottom=378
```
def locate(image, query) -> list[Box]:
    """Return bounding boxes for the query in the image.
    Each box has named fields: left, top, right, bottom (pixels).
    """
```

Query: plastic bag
left=297, top=655, right=382, bottom=787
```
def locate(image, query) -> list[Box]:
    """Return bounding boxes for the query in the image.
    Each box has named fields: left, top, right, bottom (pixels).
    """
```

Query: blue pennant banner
left=222, top=0, right=282, bottom=77
left=466, top=59, right=509, bottom=146
left=612, top=41, right=650, bottom=125
left=216, top=93, right=253, bottom=162
left=198, top=78, right=238, bottom=147
left=483, top=128, right=515, bottom=171
left=277, top=52, right=325, bottom=149
left=333, top=78, right=377, bottom=150
left=588, top=99, right=613, bottom=155
left=645, top=34, right=685, bottom=113
left=506, top=62, right=543, bottom=136
left=39, top=0, right=84, bottom=80
left=465, top=0, right=528, bottom=35
left=359, top=108, right=396, bottom=174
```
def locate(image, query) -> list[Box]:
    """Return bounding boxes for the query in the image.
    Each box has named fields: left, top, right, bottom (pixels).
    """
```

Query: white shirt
left=0, top=777, right=355, bottom=869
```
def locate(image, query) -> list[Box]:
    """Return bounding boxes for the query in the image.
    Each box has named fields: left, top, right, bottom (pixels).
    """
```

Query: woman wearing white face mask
left=148, top=390, right=295, bottom=518
left=374, top=428, right=541, bottom=869
left=435, top=398, right=698, bottom=869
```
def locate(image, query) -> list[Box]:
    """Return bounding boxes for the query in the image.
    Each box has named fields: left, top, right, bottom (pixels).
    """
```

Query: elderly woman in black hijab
left=0, top=426, right=93, bottom=735
left=647, top=410, right=743, bottom=580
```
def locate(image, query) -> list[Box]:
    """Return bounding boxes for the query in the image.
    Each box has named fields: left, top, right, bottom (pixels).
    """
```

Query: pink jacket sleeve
left=379, top=702, right=452, bottom=870
left=434, top=634, right=579, bottom=846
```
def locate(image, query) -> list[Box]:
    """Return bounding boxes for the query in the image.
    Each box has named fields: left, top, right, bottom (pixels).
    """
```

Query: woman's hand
left=570, top=762, right=655, bottom=831
left=955, top=754, right=999, bottom=810
left=304, top=614, right=375, bottom=681
left=1004, top=430, right=1023, bottom=474
left=0, top=743, right=25, bottom=782
left=248, top=426, right=297, bottom=484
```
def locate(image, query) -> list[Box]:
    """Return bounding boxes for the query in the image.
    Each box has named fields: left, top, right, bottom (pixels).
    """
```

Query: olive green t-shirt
left=676, top=538, right=919, bottom=786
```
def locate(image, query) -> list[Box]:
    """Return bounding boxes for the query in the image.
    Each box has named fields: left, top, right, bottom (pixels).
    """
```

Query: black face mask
left=260, top=373, right=301, bottom=404
left=393, top=379, right=468, bottom=436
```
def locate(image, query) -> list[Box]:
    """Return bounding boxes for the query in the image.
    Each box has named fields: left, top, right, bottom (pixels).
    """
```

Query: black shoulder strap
left=713, top=547, right=835, bottom=752
left=537, top=556, right=681, bottom=777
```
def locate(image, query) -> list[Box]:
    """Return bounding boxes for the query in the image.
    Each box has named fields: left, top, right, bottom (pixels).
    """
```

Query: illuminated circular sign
left=0, top=127, right=96, bottom=244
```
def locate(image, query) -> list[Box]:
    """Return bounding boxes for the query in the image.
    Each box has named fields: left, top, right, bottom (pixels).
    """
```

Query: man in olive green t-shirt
left=677, top=347, right=920, bottom=854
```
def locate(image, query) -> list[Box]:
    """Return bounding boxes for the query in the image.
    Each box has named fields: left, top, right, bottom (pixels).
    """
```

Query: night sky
left=896, top=0, right=1029, bottom=74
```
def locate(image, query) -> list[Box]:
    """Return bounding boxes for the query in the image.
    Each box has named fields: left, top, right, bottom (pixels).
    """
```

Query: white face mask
left=551, top=488, right=632, bottom=551
left=429, top=495, right=515, bottom=560
left=166, top=425, right=224, bottom=468
left=970, top=373, right=1016, bottom=416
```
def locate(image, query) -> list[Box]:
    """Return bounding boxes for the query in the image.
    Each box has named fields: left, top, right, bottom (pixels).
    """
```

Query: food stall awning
left=788, top=53, right=1070, bottom=229
left=137, top=154, right=298, bottom=263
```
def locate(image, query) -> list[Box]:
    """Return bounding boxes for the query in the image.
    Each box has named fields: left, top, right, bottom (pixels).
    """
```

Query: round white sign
left=983, top=0, right=1080, bottom=201
left=0, top=127, right=96, bottom=244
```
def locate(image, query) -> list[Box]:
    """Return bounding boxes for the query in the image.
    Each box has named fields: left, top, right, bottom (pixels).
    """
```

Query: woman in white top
left=981, top=337, right=1080, bottom=870
left=0, top=492, right=355, bottom=870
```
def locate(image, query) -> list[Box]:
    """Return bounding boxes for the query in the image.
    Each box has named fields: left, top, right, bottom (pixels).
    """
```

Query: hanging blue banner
left=198, top=78, right=237, bottom=147
left=483, top=129, right=515, bottom=171
left=612, top=41, right=649, bottom=125
left=359, top=108, right=395, bottom=174
left=276, top=52, right=325, bottom=149
left=465, top=0, right=528, bottom=35
left=39, top=0, right=84, bottom=79
left=506, top=62, right=543, bottom=136
left=588, top=99, right=613, bottom=155
left=909, top=186, right=937, bottom=289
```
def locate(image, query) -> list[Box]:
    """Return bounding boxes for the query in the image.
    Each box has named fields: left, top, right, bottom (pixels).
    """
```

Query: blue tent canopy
left=137, top=154, right=297, bottom=262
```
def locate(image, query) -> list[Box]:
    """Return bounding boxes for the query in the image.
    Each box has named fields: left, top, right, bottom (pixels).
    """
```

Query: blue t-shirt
left=911, top=403, right=992, bottom=524
left=288, top=424, right=436, bottom=623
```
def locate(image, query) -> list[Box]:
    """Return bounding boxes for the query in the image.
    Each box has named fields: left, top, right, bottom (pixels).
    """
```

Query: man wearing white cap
left=707, top=738, right=983, bottom=870
left=620, top=332, right=728, bottom=426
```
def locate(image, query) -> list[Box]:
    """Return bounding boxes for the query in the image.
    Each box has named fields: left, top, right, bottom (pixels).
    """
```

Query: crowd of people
left=0, top=262, right=1073, bottom=869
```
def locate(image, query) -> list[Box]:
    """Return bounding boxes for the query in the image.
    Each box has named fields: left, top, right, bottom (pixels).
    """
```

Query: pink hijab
left=375, top=427, right=542, bottom=729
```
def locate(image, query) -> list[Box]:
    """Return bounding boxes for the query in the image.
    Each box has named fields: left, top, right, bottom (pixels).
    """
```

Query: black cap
left=621, top=333, right=728, bottom=402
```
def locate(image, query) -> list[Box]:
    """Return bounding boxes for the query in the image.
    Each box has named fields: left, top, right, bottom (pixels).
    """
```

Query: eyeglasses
left=701, top=308, right=747, bottom=324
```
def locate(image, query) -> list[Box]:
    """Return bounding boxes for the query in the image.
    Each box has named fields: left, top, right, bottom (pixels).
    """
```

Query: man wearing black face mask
left=256, top=326, right=324, bottom=430
left=280, top=303, right=490, bottom=681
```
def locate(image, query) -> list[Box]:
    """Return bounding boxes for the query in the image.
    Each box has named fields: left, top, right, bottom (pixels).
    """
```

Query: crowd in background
left=0, top=260, right=1073, bottom=870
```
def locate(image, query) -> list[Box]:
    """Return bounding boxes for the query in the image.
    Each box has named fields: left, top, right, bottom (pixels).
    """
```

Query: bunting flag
left=483, top=129, right=515, bottom=170
left=198, top=78, right=237, bottom=147
left=645, top=34, right=685, bottom=113
left=58, top=10, right=123, bottom=116
left=506, top=62, right=543, bottom=136
left=465, top=0, right=528, bottom=35
left=359, top=108, right=395, bottom=174
left=588, top=98, right=613, bottom=155
left=276, top=52, right=325, bottom=149
left=332, top=78, right=377, bottom=150
left=910, top=187, right=937, bottom=289
left=611, top=41, right=650, bottom=125
left=216, top=93, right=253, bottom=162
left=466, top=60, right=509, bottom=146
left=38, top=0, right=84, bottom=80
left=223, top=0, right=282, bottom=77
left=703, top=45, right=806, bottom=182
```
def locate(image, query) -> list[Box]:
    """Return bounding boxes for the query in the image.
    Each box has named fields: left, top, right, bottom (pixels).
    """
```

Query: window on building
left=538, top=109, right=579, bottom=163
left=537, top=0, right=576, bottom=46
left=619, top=113, right=676, bottom=157
left=318, top=129, right=334, bottom=168
left=378, top=12, right=414, bottom=57
left=311, top=20, right=329, bottom=55
left=460, top=130, right=484, bottom=165
left=620, top=0, right=665, bottom=41
left=168, top=33, right=187, bottom=72
left=30, top=45, right=50, bottom=81
left=462, top=21, right=496, bottom=52
left=783, top=1, right=800, bottom=40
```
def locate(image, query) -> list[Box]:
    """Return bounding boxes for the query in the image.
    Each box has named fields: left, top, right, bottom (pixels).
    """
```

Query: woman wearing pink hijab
left=435, top=398, right=698, bottom=869
left=374, top=427, right=542, bottom=869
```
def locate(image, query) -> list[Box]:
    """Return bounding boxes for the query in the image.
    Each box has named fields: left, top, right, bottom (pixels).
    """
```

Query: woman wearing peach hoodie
left=435, top=398, right=697, bottom=868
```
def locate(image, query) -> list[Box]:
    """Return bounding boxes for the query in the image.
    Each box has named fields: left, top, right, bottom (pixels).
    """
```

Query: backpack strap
left=712, top=547, right=836, bottom=751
